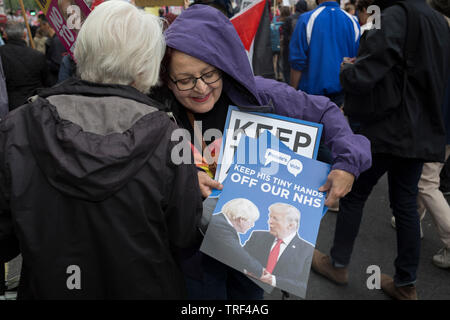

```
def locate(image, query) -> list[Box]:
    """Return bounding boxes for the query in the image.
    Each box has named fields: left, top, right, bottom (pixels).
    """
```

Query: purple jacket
left=165, top=5, right=371, bottom=177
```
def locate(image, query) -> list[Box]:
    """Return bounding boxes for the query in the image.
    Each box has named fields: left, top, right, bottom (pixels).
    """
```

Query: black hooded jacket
left=282, top=1, right=308, bottom=47
left=0, top=39, right=49, bottom=110
left=341, top=0, right=450, bottom=162
left=282, top=0, right=308, bottom=79
left=0, top=79, right=203, bottom=299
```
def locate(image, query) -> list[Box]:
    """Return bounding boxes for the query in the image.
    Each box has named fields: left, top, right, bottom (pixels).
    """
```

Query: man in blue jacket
left=289, top=0, right=360, bottom=107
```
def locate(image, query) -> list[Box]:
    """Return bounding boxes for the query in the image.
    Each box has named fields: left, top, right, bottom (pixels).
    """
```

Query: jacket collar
left=319, top=1, right=340, bottom=8
left=5, top=39, right=27, bottom=47
left=38, top=78, right=167, bottom=111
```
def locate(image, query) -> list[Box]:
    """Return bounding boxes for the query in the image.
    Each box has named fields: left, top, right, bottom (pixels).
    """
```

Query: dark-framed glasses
left=170, top=69, right=222, bottom=91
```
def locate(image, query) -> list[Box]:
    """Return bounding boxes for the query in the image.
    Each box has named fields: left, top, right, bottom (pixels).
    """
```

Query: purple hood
left=165, top=5, right=264, bottom=108
left=165, top=5, right=372, bottom=177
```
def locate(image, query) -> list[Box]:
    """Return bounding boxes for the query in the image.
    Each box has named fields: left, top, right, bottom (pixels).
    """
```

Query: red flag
left=90, top=0, right=104, bottom=10
left=231, top=0, right=266, bottom=52
left=231, top=0, right=275, bottom=78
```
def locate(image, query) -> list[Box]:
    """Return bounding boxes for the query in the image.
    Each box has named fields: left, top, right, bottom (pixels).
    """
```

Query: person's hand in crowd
left=340, top=57, right=356, bottom=72
left=198, top=171, right=223, bottom=198
left=319, top=169, right=355, bottom=208
left=343, top=57, right=356, bottom=63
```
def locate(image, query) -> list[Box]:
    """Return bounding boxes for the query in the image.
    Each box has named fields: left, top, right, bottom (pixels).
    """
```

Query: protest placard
left=34, top=0, right=91, bottom=57
left=201, top=130, right=330, bottom=298
left=214, top=105, right=322, bottom=185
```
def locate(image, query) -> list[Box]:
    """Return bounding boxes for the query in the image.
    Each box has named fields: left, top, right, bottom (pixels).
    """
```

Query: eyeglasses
left=169, top=69, right=222, bottom=91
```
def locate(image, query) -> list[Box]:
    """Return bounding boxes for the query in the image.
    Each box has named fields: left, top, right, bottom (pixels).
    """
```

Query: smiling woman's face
left=168, top=50, right=223, bottom=114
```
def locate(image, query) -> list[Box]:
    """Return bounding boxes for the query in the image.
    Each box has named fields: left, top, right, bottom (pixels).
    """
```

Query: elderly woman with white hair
left=0, top=1, right=202, bottom=299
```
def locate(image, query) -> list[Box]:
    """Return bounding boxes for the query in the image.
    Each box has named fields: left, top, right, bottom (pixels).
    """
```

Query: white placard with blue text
left=214, top=106, right=322, bottom=185
left=201, top=131, right=331, bottom=298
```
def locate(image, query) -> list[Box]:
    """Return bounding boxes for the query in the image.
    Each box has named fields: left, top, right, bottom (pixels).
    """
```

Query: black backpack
left=343, top=2, right=419, bottom=122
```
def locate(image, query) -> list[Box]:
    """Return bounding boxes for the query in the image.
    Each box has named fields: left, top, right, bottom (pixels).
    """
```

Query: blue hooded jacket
left=165, top=5, right=371, bottom=177
left=289, top=1, right=360, bottom=95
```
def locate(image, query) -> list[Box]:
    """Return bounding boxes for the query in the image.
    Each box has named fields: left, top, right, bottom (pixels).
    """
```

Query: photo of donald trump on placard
left=243, top=203, right=314, bottom=298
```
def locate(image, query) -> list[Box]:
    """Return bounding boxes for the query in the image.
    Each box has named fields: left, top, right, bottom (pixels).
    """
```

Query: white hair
left=5, top=21, right=25, bottom=41
left=74, top=1, right=165, bottom=93
left=222, top=198, right=260, bottom=222
left=269, top=203, right=301, bottom=228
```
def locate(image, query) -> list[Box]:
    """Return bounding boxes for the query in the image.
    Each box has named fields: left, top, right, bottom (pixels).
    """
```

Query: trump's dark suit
left=200, top=213, right=264, bottom=277
left=244, top=230, right=314, bottom=297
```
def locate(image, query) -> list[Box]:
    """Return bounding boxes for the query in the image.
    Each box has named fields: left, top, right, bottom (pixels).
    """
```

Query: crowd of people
left=0, top=0, right=449, bottom=301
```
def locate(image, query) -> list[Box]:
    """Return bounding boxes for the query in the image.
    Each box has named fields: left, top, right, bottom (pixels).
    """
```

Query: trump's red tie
left=266, top=239, right=283, bottom=274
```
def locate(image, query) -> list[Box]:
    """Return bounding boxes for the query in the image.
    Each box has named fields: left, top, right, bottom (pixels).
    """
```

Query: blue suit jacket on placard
left=244, top=230, right=314, bottom=297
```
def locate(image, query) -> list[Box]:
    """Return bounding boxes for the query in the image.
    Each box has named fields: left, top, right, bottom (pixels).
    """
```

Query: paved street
left=2, top=175, right=448, bottom=301
left=266, top=174, right=450, bottom=300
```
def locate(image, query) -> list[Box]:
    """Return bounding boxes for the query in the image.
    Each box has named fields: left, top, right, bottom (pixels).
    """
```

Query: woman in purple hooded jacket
left=150, top=4, right=372, bottom=299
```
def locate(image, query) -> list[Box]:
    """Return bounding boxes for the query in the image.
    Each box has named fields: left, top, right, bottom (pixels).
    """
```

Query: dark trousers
left=184, top=253, right=264, bottom=300
left=317, top=143, right=333, bottom=164
left=440, top=156, right=450, bottom=191
left=0, top=263, right=5, bottom=296
left=330, top=154, right=423, bottom=286
left=315, top=92, right=345, bottom=165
